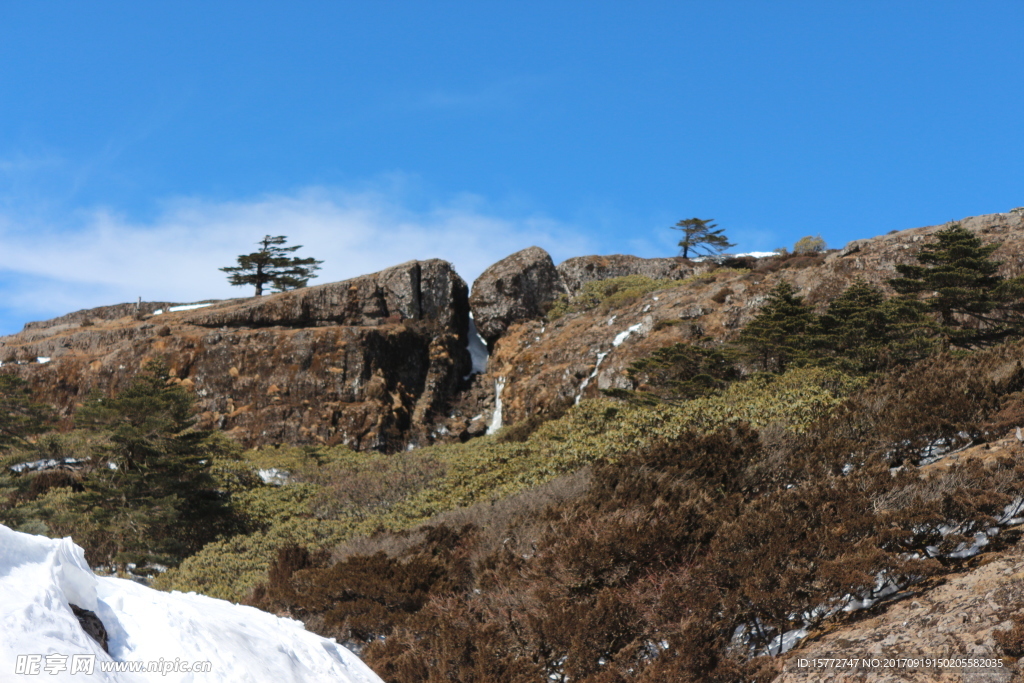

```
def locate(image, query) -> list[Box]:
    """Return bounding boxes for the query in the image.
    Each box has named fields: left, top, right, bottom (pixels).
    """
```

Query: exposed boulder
left=556, top=254, right=694, bottom=296
left=469, top=247, right=564, bottom=346
left=70, top=604, right=108, bottom=653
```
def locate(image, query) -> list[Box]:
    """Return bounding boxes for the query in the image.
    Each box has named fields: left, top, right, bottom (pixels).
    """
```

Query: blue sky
left=1, top=2, right=1022, bottom=334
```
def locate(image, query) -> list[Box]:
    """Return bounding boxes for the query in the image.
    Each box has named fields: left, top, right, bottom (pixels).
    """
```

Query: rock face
left=0, top=261, right=472, bottom=450
left=772, top=543, right=1024, bottom=682
left=181, top=259, right=469, bottom=332
left=70, top=604, right=109, bottom=653
left=556, top=254, right=694, bottom=296
left=469, top=247, right=564, bottom=346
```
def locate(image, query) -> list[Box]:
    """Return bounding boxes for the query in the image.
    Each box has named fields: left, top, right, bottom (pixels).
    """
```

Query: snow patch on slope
left=574, top=323, right=645, bottom=404
left=152, top=303, right=214, bottom=315
left=575, top=352, right=608, bottom=405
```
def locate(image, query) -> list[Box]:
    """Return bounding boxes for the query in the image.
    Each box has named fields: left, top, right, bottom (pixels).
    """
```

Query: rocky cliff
left=0, top=260, right=472, bottom=450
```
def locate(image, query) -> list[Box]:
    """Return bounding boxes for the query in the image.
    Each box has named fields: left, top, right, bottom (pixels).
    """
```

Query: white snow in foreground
left=37, top=357, right=51, bottom=364
left=152, top=303, right=214, bottom=315
left=0, top=525, right=384, bottom=683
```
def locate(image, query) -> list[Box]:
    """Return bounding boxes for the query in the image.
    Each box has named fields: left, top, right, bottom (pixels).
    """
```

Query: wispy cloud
left=0, top=185, right=591, bottom=332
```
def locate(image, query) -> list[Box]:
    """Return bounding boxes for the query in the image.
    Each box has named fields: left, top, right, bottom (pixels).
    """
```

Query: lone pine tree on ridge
left=221, top=235, right=323, bottom=296
left=671, top=218, right=736, bottom=259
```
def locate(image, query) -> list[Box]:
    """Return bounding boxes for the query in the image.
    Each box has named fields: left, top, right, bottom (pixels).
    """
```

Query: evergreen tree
left=608, top=341, right=743, bottom=405
left=221, top=235, right=323, bottom=296
left=813, top=279, right=933, bottom=373
left=671, top=218, right=736, bottom=259
left=889, top=224, right=1024, bottom=347
left=0, top=374, right=53, bottom=449
left=73, top=361, right=235, bottom=568
left=738, top=281, right=815, bottom=373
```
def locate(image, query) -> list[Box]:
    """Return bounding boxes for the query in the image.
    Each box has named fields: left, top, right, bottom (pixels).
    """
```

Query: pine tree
left=73, top=361, right=235, bottom=568
left=0, top=374, right=52, bottom=448
left=889, top=224, right=1024, bottom=347
left=610, top=341, right=743, bottom=405
left=221, top=235, right=323, bottom=296
left=738, top=281, right=815, bottom=373
left=813, top=279, right=933, bottom=372
left=671, top=218, right=736, bottom=259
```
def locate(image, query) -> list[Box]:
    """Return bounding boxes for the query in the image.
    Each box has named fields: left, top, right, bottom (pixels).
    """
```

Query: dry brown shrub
left=248, top=338, right=1024, bottom=681
left=995, top=615, right=1024, bottom=657
left=27, top=470, right=82, bottom=497
left=711, top=287, right=734, bottom=304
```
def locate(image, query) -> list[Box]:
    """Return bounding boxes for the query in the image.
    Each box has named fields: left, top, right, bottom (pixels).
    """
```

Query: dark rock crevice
left=69, top=604, right=108, bottom=653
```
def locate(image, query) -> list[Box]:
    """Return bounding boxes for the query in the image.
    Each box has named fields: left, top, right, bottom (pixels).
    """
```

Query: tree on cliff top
left=671, top=218, right=735, bottom=259
left=221, top=235, right=323, bottom=296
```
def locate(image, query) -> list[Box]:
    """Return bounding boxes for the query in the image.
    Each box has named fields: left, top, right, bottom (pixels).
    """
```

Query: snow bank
left=0, top=525, right=384, bottom=683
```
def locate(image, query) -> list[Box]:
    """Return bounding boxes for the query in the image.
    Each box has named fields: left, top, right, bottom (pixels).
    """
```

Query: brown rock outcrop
left=21, top=301, right=181, bottom=331
left=5, top=210, right=1024, bottom=450
left=556, top=254, right=694, bottom=296
left=0, top=261, right=472, bottom=450
left=179, top=259, right=469, bottom=333
left=469, top=247, right=564, bottom=346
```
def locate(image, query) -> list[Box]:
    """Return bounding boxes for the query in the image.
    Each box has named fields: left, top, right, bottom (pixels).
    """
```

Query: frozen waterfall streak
left=575, top=352, right=608, bottom=405
left=465, top=314, right=490, bottom=379
left=575, top=323, right=644, bottom=405
left=486, top=377, right=506, bottom=434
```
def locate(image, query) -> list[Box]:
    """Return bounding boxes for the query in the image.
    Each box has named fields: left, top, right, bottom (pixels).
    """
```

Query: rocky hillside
left=773, top=431, right=1024, bottom=683
left=6, top=209, right=1024, bottom=682
left=3, top=210, right=1024, bottom=451
left=477, top=210, right=1024, bottom=428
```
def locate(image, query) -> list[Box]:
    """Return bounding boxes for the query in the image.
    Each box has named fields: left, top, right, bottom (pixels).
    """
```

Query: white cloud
left=0, top=186, right=591, bottom=329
